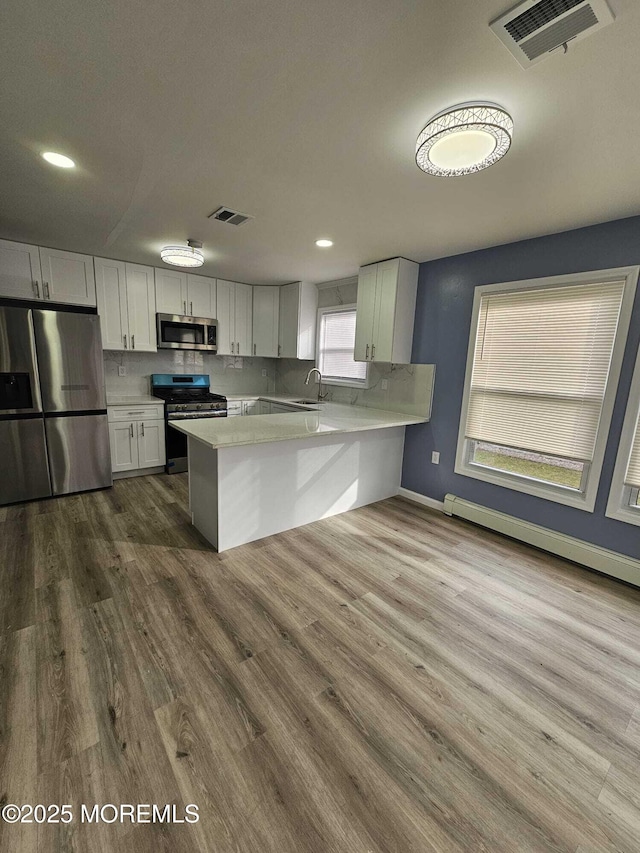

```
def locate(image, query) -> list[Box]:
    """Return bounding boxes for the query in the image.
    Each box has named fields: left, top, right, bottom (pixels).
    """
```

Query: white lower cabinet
left=242, top=400, right=260, bottom=415
left=109, top=421, right=139, bottom=473
left=107, top=405, right=165, bottom=475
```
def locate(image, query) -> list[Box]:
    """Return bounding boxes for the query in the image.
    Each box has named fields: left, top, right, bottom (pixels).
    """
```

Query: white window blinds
left=624, top=408, right=640, bottom=488
left=318, top=308, right=367, bottom=382
left=465, top=280, right=626, bottom=462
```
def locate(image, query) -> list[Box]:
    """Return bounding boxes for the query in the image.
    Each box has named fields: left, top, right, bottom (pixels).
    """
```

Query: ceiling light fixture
left=42, top=151, right=75, bottom=168
left=415, top=102, right=513, bottom=177
left=315, top=239, right=333, bottom=248
left=160, top=240, right=204, bottom=268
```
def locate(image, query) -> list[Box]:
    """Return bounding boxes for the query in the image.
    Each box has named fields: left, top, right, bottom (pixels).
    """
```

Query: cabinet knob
left=371, top=344, right=375, bottom=359
left=123, top=334, right=127, bottom=349
left=366, top=344, right=369, bottom=360
left=44, top=281, right=50, bottom=299
left=254, top=343, right=256, bottom=356
left=130, top=423, right=134, bottom=438
left=190, top=301, right=193, bottom=315
left=183, top=301, right=186, bottom=314
left=33, top=280, right=40, bottom=298
left=141, top=422, right=145, bottom=436
left=132, top=335, right=135, bottom=349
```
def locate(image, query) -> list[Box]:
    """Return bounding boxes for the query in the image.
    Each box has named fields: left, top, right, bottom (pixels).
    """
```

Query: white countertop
left=107, top=395, right=164, bottom=406
left=170, top=401, right=426, bottom=450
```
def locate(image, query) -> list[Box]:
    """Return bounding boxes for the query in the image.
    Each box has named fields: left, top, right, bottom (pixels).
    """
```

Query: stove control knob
left=196, top=404, right=202, bottom=410
left=209, top=403, right=215, bottom=409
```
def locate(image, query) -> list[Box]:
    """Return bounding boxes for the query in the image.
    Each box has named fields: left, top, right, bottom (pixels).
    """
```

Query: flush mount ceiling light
left=315, top=239, right=333, bottom=248
left=160, top=240, right=204, bottom=268
left=415, top=102, right=513, bottom=177
left=42, top=151, right=75, bottom=168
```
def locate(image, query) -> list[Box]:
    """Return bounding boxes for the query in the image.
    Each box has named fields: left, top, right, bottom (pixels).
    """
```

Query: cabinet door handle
left=141, top=422, right=145, bottom=436
left=132, top=335, right=135, bottom=349
left=253, top=343, right=256, bottom=356
left=33, top=280, right=40, bottom=298
left=44, top=281, right=50, bottom=299
left=183, top=300, right=186, bottom=315
left=190, top=301, right=193, bottom=315
left=366, top=343, right=369, bottom=360
left=278, top=344, right=281, bottom=357
left=123, top=334, right=127, bottom=349
left=371, top=344, right=375, bottom=359
left=130, top=423, right=134, bottom=438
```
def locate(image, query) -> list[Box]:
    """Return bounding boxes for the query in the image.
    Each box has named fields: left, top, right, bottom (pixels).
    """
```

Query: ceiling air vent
left=208, top=206, right=253, bottom=226
left=490, top=0, right=615, bottom=67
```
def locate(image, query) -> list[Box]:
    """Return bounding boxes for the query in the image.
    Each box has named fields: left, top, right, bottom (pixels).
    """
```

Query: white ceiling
left=1, top=0, right=639, bottom=285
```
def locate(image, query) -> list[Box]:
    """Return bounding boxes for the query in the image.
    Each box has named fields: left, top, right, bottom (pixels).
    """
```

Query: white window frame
left=606, top=342, right=640, bottom=526
left=315, top=304, right=370, bottom=389
left=454, top=266, right=639, bottom=512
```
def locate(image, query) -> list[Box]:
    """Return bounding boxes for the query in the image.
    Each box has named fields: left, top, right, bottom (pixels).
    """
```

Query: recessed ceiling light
left=161, top=240, right=204, bottom=268
left=315, top=239, right=333, bottom=248
left=416, top=103, right=513, bottom=177
left=42, top=151, right=76, bottom=168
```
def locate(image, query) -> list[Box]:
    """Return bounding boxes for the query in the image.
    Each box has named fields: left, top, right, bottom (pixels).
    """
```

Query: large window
left=606, top=343, right=640, bottom=526
left=316, top=305, right=369, bottom=388
left=455, top=267, right=638, bottom=510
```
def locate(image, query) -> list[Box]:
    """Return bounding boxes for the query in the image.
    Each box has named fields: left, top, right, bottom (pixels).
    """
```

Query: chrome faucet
left=304, top=367, right=328, bottom=402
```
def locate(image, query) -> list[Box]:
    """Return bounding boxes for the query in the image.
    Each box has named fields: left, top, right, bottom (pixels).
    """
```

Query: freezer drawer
left=33, top=310, right=106, bottom=412
left=0, top=418, right=52, bottom=505
left=45, top=414, right=112, bottom=495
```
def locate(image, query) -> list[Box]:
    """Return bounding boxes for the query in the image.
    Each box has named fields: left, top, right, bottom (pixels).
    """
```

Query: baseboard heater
left=443, top=494, right=640, bottom=589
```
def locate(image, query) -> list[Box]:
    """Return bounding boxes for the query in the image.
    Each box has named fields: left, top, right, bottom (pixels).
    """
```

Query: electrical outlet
left=431, top=451, right=440, bottom=464
left=381, top=379, right=388, bottom=390
left=262, top=369, right=267, bottom=377
left=118, top=366, right=126, bottom=377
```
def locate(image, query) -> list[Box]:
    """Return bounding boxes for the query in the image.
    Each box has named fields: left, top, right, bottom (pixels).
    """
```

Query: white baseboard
left=397, top=487, right=445, bottom=513
left=443, top=493, right=640, bottom=588
left=113, top=466, right=165, bottom=480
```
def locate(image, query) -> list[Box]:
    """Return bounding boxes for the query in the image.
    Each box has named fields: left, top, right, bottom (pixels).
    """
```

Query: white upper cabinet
left=95, top=258, right=156, bottom=352
left=38, top=247, right=96, bottom=306
left=187, top=274, right=216, bottom=319
left=216, top=280, right=253, bottom=355
left=252, top=286, right=280, bottom=357
left=94, top=257, right=128, bottom=350
left=155, top=268, right=187, bottom=315
left=0, top=239, right=42, bottom=300
left=354, top=258, right=418, bottom=364
left=125, top=264, right=156, bottom=351
left=0, top=241, right=95, bottom=306
left=155, top=269, right=217, bottom=319
left=278, top=282, right=318, bottom=359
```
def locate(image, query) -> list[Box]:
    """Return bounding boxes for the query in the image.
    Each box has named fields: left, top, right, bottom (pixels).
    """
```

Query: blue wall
left=403, top=215, right=640, bottom=560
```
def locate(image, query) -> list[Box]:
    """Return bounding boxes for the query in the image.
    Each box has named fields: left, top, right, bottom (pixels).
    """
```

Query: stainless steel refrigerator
left=0, top=306, right=112, bottom=505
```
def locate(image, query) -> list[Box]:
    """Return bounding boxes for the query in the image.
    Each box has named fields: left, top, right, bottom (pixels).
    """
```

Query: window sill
left=605, top=502, right=640, bottom=527
left=454, top=459, right=596, bottom=512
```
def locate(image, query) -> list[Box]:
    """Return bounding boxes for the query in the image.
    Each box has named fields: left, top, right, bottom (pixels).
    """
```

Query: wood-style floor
left=1, top=474, right=640, bottom=852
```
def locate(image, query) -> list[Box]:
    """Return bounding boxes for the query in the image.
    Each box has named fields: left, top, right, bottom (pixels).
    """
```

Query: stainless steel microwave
left=156, top=314, right=217, bottom=352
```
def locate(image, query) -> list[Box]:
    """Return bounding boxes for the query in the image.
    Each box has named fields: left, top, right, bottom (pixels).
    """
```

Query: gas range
left=151, top=374, right=227, bottom=474
left=151, top=374, right=227, bottom=420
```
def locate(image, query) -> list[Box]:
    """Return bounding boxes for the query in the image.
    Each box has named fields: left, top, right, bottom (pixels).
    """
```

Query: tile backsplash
left=104, top=350, right=277, bottom=397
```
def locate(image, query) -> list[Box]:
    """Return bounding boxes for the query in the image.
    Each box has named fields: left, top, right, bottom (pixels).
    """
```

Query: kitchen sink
left=292, top=399, right=324, bottom=405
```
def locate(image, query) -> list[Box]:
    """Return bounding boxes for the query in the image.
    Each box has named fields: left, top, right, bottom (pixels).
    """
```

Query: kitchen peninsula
left=171, top=401, right=427, bottom=551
